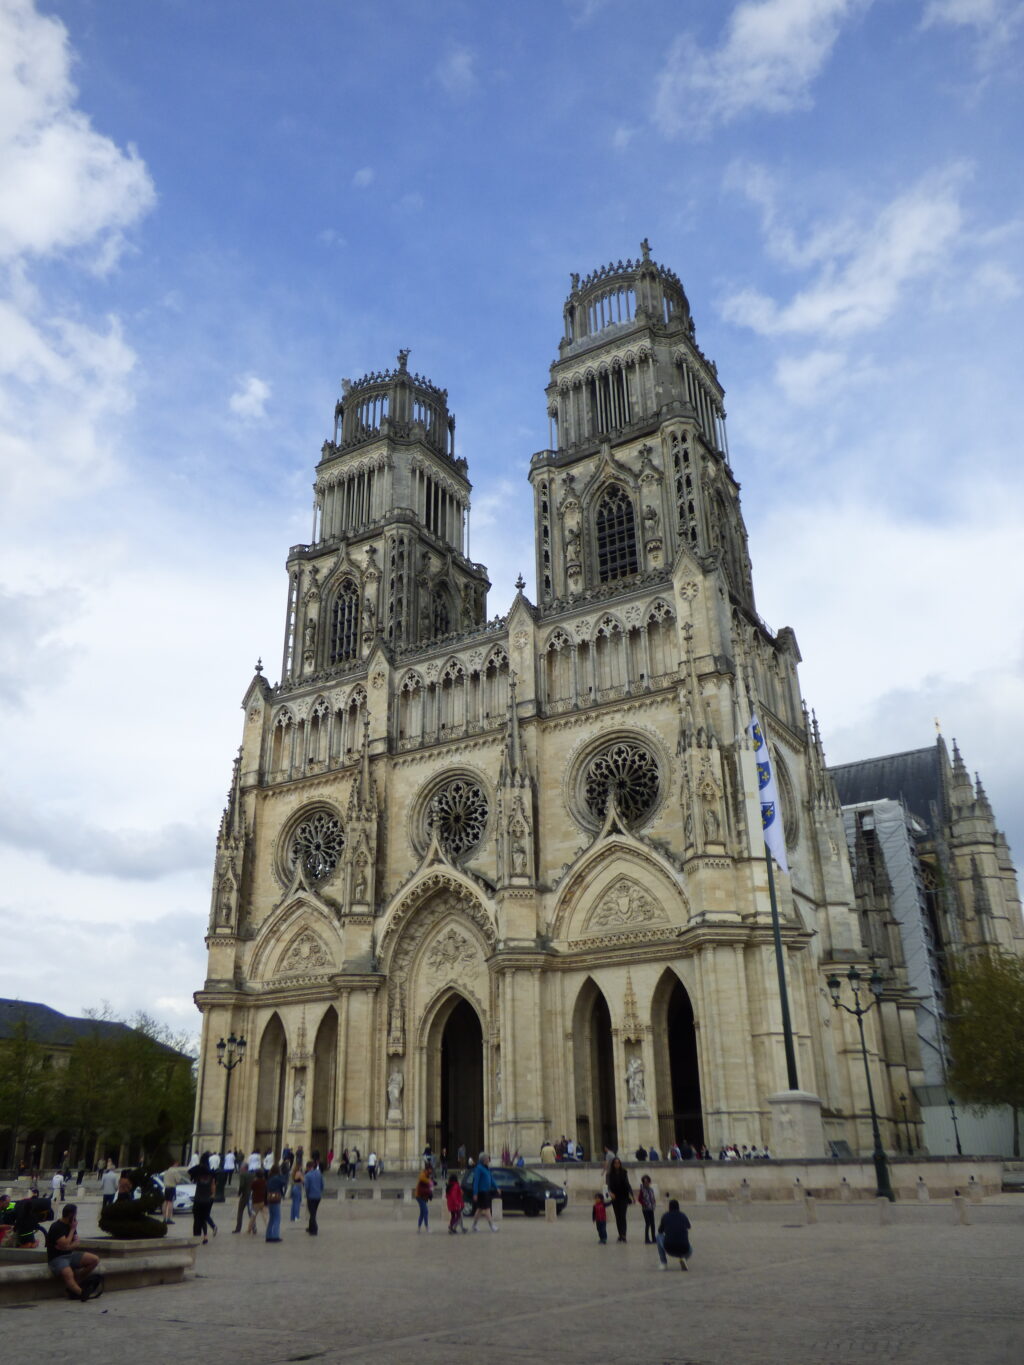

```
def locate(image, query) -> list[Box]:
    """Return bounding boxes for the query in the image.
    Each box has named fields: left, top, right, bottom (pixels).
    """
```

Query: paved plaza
left=7, top=1194, right=1023, bottom=1364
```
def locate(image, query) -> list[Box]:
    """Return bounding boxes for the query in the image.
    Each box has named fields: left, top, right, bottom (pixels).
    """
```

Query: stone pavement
left=6, top=1195, right=1022, bottom=1364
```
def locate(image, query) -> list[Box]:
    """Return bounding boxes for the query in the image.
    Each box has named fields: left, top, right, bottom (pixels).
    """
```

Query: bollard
left=545, top=1196, right=557, bottom=1223
left=803, top=1194, right=817, bottom=1225
left=792, top=1178, right=803, bottom=1201
left=739, top=1178, right=752, bottom=1204
left=695, top=1183, right=707, bottom=1205
left=952, top=1193, right=971, bottom=1226
left=492, top=1195, right=503, bottom=1222
left=967, top=1175, right=983, bottom=1205
left=916, top=1177, right=930, bottom=1203
left=876, top=1196, right=891, bottom=1226
left=839, top=1178, right=852, bottom=1203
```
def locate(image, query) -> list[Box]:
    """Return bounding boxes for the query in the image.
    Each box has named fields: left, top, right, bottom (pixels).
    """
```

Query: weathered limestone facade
left=193, top=245, right=993, bottom=1166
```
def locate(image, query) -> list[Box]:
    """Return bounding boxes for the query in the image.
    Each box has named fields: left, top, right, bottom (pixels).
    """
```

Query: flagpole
left=766, top=846, right=800, bottom=1091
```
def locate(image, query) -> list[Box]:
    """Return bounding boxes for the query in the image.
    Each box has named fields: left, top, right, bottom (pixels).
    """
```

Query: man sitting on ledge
left=46, top=1204, right=101, bottom=1301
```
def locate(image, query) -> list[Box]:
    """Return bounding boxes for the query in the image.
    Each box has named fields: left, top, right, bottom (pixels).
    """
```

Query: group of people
left=1, top=1190, right=103, bottom=1300
left=592, top=1161, right=693, bottom=1270
left=413, top=1152, right=500, bottom=1234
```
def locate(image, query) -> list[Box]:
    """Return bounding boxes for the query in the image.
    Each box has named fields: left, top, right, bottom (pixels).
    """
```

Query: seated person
left=655, top=1198, right=693, bottom=1271
left=46, top=1204, right=101, bottom=1300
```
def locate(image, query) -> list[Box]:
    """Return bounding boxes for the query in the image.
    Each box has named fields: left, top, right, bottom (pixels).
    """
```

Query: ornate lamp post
left=947, top=1094, right=963, bottom=1156
left=216, top=1032, right=247, bottom=1194
left=898, top=1092, right=913, bottom=1153
left=827, top=967, right=894, bottom=1201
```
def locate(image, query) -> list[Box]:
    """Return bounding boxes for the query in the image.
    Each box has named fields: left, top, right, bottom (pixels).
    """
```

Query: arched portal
left=572, top=980, right=617, bottom=1158
left=311, top=1007, right=338, bottom=1159
left=254, top=1014, right=287, bottom=1157
left=425, top=995, right=483, bottom=1160
left=652, top=972, right=703, bottom=1150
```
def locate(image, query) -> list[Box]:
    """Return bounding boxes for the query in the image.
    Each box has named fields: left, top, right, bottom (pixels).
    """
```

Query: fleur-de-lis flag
left=747, top=714, right=789, bottom=874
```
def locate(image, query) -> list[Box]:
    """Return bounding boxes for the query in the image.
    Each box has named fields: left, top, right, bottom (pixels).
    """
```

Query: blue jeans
left=266, top=1201, right=282, bottom=1241
left=416, top=1197, right=429, bottom=1228
left=290, top=1184, right=303, bottom=1220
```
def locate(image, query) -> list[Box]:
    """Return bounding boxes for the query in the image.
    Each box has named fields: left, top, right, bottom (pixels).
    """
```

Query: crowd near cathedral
left=193, top=244, right=1022, bottom=1167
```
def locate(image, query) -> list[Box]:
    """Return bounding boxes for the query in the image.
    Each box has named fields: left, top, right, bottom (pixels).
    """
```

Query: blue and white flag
left=747, top=714, right=789, bottom=874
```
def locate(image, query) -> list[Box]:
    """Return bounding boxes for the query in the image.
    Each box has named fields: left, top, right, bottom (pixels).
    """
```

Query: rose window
left=290, top=810, right=345, bottom=883
left=428, top=777, right=488, bottom=859
left=583, top=740, right=660, bottom=826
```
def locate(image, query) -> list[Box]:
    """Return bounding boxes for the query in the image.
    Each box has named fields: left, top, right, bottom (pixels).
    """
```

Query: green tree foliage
left=0, top=1017, right=55, bottom=1166
left=947, top=950, right=1024, bottom=1157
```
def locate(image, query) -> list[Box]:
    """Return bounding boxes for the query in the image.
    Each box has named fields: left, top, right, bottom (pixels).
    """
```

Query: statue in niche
left=387, top=1066, right=404, bottom=1118
left=354, top=855, right=368, bottom=902
left=511, top=839, right=527, bottom=877
left=495, top=1062, right=503, bottom=1117
left=303, top=617, right=317, bottom=652
left=461, top=581, right=474, bottom=628
left=564, top=525, right=580, bottom=558
left=684, top=809, right=694, bottom=845
left=703, top=805, right=720, bottom=842
left=363, top=594, right=375, bottom=624
left=291, top=1082, right=306, bottom=1126
left=626, top=1055, right=647, bottom=1107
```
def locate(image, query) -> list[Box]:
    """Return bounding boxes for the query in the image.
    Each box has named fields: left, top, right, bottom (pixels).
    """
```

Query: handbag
left=267, top=1191, right=282, bottom=1205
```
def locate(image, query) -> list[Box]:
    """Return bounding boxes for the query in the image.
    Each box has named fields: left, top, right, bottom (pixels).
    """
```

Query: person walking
left=415, top=1167, right=433, bottom=1232
left=304, top=1160, right=324, bottom=1236
left=445, top=1174, right=465, bottom=1233
left=290, top=1162, right=304, bottom=1222
left=247, top=1170, right=268, bottom=1235
left=471, top=1153, right=499, bottom=1232
left=232, top=1166, right=254, bottom=1233
left=592, top=1190, right=610, bottom=1245
left=638, top=1174, right=657, bottom=1245
left=655, top=1198, right=692, bottom=1271
left=367, top=1151, right=378, bottom=1181
left=265, top=1164, right=286, bottom=1242
left=192, top=1161, right=217, bottom=1244
left=50, top=1170, right=64, bottom=1206
left=606, top=1156, right=633, bottom=1243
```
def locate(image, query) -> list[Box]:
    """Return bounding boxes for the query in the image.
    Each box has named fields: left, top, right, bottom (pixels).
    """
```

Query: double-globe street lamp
left=216, top=1032, right=247, bottom=1198
left=826, top=966, right=895, bottom=1201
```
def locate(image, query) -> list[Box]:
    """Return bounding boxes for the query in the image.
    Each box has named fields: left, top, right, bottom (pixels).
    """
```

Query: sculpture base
left=767, top=1090, right=825, bottom=1159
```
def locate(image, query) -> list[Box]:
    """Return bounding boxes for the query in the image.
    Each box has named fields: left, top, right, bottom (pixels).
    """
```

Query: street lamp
left=898, top=1092, right=913, bottom=1153
left=216, top=1032, right=247, bottom=1192
left=826, top=966, right=894, bottom=1201
left=947, top=1093, right=963, bottom=1156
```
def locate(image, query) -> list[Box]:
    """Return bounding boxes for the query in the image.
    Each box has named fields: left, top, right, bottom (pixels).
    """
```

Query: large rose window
left=581, top=739, right=661, bottom=827
left=427, top=777, right=488, bottom=860
left=289, top=810, right=345, bottom=884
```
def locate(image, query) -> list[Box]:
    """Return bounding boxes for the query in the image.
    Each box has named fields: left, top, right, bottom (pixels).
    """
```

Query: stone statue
left=291, top=1082, right=306, bottom=1126
left=387, top=1066, right=404, bottom=1118
left=511, top=839, right=527, bottom=877
left=303, top=617, right=317, bottom=651
left=626, top=1055, right=646, bottom=1107
left=643, top=504, right=660, bottom=535
left=495, top=1063, right=503, bottom=1116
left=703, top=805, right=719, bottom=841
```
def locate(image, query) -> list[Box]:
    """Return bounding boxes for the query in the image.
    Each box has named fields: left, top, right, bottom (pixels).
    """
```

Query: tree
left=0, top=1016, right=56, bottom=1168
left=946, top=950, right=1024, bottom=1158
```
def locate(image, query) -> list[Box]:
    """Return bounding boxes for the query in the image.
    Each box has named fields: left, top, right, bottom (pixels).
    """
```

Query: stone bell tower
left=280, top=350, right=491, bottom=687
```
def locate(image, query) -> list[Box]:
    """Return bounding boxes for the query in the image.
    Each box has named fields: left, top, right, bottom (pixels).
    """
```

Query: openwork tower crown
left=332, top=349, right=456, bottom=460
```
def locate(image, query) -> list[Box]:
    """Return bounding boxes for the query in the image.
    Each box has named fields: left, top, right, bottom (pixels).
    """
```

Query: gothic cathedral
left=193, top=245, right=1018, bottom=1165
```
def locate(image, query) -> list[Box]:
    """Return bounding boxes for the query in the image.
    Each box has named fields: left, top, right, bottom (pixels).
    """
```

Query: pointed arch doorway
left=254, top=1014, right=287, bottom=1156
left=572, top=981, right=617, bottom=1159
left=426, top=995, right=483, bottom=1160
left=653, top=972, right=703, bottom=1151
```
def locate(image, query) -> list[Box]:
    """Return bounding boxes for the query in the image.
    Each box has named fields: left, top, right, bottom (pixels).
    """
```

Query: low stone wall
left=0, top=1236, right=200, bottom=1304
left=554, top=1157, right=1004, bottom=1202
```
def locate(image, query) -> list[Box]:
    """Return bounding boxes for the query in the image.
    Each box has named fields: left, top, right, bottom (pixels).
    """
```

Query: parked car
left=460, top=1166, right=567, bottom=1217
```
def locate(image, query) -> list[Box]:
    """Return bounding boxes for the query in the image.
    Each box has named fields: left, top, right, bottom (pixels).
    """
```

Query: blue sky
left=1, top=0, right=1022, bottom=1033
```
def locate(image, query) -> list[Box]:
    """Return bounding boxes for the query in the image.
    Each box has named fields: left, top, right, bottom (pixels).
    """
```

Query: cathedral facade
left=192, top=246, right=1016, bottom=1166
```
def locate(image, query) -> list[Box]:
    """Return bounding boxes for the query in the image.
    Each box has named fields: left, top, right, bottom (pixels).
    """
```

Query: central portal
left=427, top=995, right=483, bottom=1160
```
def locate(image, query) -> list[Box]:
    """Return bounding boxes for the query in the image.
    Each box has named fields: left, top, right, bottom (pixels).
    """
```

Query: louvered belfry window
left=595, top=485, right=638, bottom=582
left=330, top=579, right=360, bottom=662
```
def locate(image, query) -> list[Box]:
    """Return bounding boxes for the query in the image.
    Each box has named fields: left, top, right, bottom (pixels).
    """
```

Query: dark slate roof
left=830, top=745, right=943, bottom=833
left=0, top=999, right=158, bottom=1048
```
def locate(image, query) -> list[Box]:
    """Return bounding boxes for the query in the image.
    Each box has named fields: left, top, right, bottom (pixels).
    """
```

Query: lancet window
left=330, top=579, right=361, bottom=663
left=595, top=485, right=638, bottom=582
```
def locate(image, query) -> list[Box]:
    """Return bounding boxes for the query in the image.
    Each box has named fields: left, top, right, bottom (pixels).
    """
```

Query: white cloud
left=566, top=0, right=612, bottom=24
left=434, top=44, right=479, bottom=100
left=228, top=374, right=271, bottom=421
left=721, top=166, right=967, bottom=339
left=611, top=126, right=634, bottom=150
left=352, top=166, right=374, bottom=189
left=653, top=0, right=870, bottom=137
left=921, top=0, right=1024, bottom=77
left=0, top=0, right=154, bottom=266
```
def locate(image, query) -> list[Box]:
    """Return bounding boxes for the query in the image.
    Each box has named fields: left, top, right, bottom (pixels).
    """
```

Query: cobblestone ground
left=8, top=1196, right=1023, bottom=1364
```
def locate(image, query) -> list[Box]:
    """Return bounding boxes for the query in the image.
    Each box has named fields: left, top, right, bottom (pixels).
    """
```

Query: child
left=638, top=1173, right=657, bottom=1244
left=446, top=1174, right=466, bottom=1234
left=592, top=1191, right=609, bottom=1244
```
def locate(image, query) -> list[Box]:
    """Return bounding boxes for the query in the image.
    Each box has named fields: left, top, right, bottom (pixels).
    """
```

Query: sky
left=1, top=0, right=1022, bottom=1040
